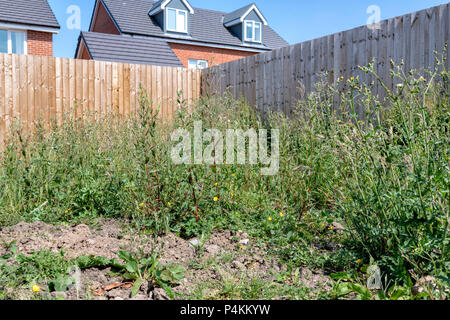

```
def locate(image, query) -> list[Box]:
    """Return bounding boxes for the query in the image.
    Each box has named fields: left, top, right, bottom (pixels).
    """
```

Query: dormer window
left=149, top=0, right=194, bottom=35
left=167, top=8, right=187, bottom=33
left=244, top=21, right=262, bottom=43
left=223, top=3, right=268, bottom=45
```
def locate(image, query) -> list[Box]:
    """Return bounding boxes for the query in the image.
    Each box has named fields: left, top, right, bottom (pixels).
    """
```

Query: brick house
left=75, top=0, right=288, bottom=68
left=0, top=0, right=59, bottom=56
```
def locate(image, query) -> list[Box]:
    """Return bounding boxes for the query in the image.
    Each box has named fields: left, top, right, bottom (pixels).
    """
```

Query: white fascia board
left=241, top=4, right=268, bottom=25
left=149, top=7, right=163, bottom=16
left=224, top=18, right=241, bottom=27
left=160, top=0, right=194, bottom=14
left=0, top=22, right=59, bottom=34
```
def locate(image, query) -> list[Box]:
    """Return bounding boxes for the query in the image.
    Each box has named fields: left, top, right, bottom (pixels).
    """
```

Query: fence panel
left=0, top=55, right=201, bottom=144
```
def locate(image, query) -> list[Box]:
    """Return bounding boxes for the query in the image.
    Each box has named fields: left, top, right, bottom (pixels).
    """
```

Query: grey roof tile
left=80, top=31, right=183, bottom=67
left=101, top=0, right=288, bottom=50
left=0, top=0, right=59, bottom=28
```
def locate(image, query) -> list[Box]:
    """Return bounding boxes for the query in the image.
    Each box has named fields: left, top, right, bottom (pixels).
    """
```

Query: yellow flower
left=168, top=202, right=172, bottom=206
left=65, top=208, right=71, bottom=214
left=231, top=174, right=235, bottom=177
left=214, top=197, right=219, bottom=202
left=328, top=226, right=334, bottom=231
left=350, top=76, right=355, bottom=81
left=268, top=217, right=273, bottom=221
left=32, top=285, right=40, bottom=293
left=230, top=192, right=234, bottom=197
left=214, top=182, right=218, bottom=187
left=240, top=245, right=244, bottom=250
left=356, top=259, right=362, bottom=264
left=280, top=212, right=284, bottom=217
left=139, top=202, right=144, bottom=208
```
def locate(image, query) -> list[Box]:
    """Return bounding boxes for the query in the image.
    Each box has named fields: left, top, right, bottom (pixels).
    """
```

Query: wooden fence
left=0, top=54, right=201, bottom=145
left=0, top=3, right=449, bottom=147
left=202, top=3, right=449, bottom=115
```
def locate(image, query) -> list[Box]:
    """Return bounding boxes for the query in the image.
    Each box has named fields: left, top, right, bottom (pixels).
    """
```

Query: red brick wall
left=27, top=30, right=53, bottom=56
left=169, top=43, right=256, bottom=68
left=79, top=41, right=91, bottom=60
left=91, top=1, right=120, bottom=34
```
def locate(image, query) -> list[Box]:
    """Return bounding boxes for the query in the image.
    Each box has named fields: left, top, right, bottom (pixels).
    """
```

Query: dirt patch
left=0, top=220, right=332, bottom=300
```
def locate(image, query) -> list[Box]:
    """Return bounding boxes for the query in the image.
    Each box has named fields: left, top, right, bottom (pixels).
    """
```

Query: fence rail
left=0, top=54, right=201, bottom=145
left=202, top=3, right=449, bottom=115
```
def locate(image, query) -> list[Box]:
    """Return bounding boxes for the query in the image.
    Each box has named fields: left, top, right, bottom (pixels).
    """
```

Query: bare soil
left=0, top=220, right=331, bottom=300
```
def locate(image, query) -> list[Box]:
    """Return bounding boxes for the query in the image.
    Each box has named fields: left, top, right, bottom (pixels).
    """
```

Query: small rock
left=232, top=260, right=246, bottom=271
left=52, top=291, right=67, bottom=299
left=153, top=288, right=170, bottom=300
left=205, top=244, right=221, bottom=255
left=106, top=288, right=124, bottom=299
left=325, top=242, right=342, bottom=251
left=114, top=297, right=124, bottom=301
left=189, top=239, right=201, bottom=248
left=411, top=285, right=424, bottom=296
left=412, top=276, right=437, bottom=296
left=331, top=222, right=345, bottom=231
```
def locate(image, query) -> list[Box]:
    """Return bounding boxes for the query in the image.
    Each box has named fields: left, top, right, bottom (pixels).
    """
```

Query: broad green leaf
left=126, top=261, right=139, bottom=274
left=131, top=278, right=143, bottom=298
left=118, top=251, right=133, bottom=262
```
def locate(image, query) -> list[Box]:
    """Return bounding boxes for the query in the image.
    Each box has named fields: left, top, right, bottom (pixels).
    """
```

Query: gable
left=166, top=0, right=189, bottom=11
left=90, top=0, right=120, bottom=34
left=244, top=10, right=263, bottom=24
left=149, top=0, right=194, bottom=15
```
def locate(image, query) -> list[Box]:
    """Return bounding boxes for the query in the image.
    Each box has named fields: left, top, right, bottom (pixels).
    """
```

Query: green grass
left=0, top=59, right=448, bottom=300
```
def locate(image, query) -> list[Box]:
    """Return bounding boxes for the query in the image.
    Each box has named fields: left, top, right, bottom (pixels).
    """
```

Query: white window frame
left=243, top=21, right=262, bottom=43
left=166, top=8, right=188, bottom=33
left=188, top=59, right=208, bottom=70
left=0, top=29, right=27, bottom=54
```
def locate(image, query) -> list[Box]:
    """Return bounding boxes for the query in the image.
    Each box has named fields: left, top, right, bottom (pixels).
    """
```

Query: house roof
left=0, top=0, right=59, bottom=29
left=78, top=31, right=184, bottom=67
left=101, top=0, right=288, bottom=50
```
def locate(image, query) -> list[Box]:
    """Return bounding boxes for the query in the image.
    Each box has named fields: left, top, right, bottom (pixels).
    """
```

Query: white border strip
left=0, top=22, right=59, bottom=34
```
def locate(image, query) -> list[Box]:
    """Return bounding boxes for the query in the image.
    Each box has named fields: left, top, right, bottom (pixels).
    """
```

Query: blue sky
left=48, top=0, right=449, bottom=58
